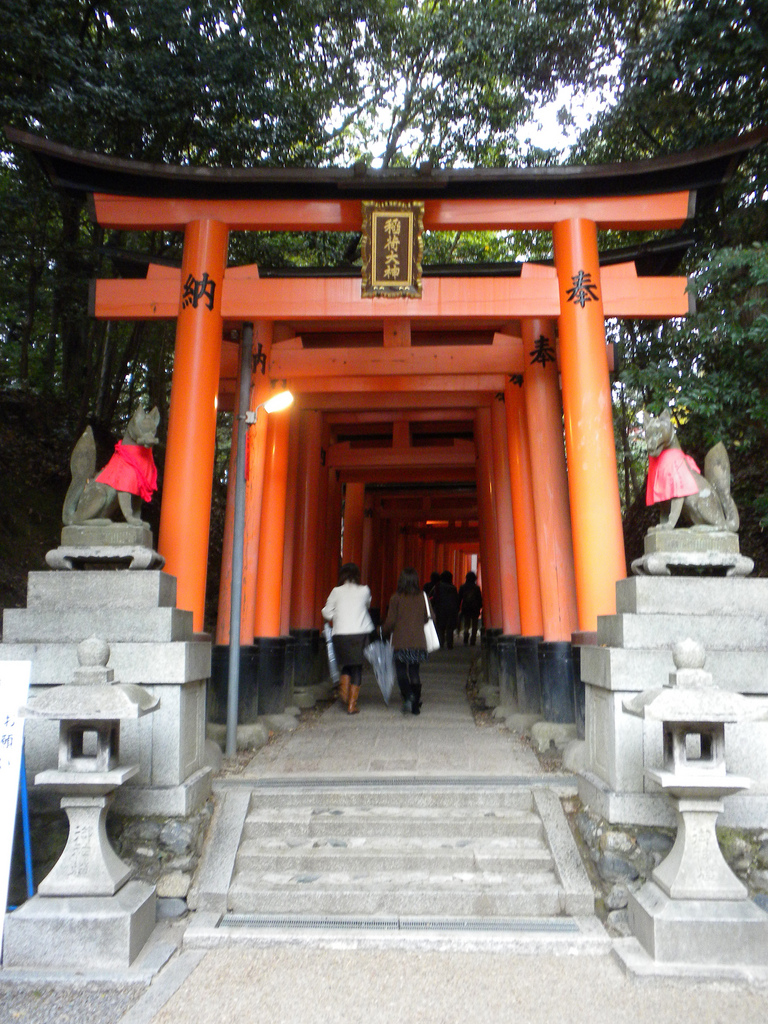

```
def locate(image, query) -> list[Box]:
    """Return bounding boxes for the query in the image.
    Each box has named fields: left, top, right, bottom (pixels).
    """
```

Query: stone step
left=0, top=640, right=211, bottom=686
left=241, top=806, right=545, bottom=842
left=245, top=786, right=537, bottom=812
left=227, top=872, right=564, bottom=918
left=236, top=835, right=554, bottom=875
left=193, top=782, right=594, bottom=923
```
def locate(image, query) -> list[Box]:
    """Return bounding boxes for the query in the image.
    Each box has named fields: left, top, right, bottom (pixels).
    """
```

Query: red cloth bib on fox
left=646, top=448, right=700, bottom=505
left=95, top=441, right=158, bottom=502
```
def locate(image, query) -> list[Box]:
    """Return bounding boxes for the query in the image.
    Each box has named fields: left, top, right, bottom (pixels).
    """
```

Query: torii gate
left=9, top=127, right=765, bottom=710
left=97, top=248, right=681, bottom=637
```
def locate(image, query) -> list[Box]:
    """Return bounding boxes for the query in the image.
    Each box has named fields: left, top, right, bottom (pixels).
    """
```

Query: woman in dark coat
left=457, top=571, right=483, bottom=646
left=433, top=570, right=460, bottom=649
left=382, top=567, right=432, bottom=715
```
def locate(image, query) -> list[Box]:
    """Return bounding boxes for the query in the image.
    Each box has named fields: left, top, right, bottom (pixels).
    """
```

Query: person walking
left=322, top=563, right=374, bottom=715
left=457, top=571, right=483, bottom=646
left=433, top=570, right=460, bottom=649
left=382, top=567, right=431, bottom=715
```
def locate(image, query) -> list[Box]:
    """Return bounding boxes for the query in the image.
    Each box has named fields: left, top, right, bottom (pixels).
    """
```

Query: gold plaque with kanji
left=361, top=201, right=424, bottom=298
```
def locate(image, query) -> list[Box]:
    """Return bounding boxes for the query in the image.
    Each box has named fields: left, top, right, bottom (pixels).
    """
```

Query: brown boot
left=338, top=673, right=351, bottom=705
left=347, top=683, right=360, bottom=715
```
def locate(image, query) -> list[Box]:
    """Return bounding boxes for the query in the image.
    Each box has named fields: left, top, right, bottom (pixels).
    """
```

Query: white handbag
left=423, top=592, right=440, bottom=653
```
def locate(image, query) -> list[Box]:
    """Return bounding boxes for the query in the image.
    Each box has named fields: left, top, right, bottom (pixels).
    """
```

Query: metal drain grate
left=221, top=914, right=399, bottom=931
left=400, top=917, right=578, bottom=934
left=219, top=914, right=579, bottom=934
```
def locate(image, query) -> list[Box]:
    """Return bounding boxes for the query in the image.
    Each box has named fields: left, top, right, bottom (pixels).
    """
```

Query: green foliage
left=423, top=231, right=520, bottom=264
left=0, top=0, right=373, bottom=427
left=574, top=0, right=768, bottom=162
left=569, top=1, right=768, bottom=540
left=339, top=0, right=629, bottom=168
left=1, top=0, right=370, bottom=165
left=622, top=246, right=768, bottom=451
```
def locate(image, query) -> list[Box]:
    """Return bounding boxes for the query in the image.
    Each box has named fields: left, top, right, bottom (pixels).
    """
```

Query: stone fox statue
left=63, top=406, right=160, bottom=528
left=644, top=410, right=739, bottom=532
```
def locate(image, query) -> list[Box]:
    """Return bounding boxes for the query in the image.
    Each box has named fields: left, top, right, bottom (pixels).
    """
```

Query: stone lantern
left=22, top=635, right=159, bottom=895
left=623, top=639, right=768, bottom=966
left=3, top=636, right=160, bottom=969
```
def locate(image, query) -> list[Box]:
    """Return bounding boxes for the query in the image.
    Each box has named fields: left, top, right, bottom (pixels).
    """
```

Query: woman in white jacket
left=322, top=563, right=374, bottom=714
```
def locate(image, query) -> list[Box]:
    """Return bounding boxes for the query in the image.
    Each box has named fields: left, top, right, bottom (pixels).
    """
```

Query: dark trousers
left=395, top=660, right=421, bottom=700
left=463, top=616, right=479, bottom=645
left=436, top=615, right=456, bottom=648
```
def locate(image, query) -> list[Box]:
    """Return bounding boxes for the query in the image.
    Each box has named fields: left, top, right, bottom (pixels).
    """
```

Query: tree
left=0, top=0, right=371, bottom=424
left=338, top=0, right=631, bottom=169
left=570, top=1, right=768, bottom=537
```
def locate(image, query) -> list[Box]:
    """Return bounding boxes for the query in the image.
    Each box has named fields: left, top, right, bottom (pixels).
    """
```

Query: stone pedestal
left=656, top=795, right=748, bottom=899
left=37, top=791, right=135, bottom=897
left=578, top=577, right=768, bottom=826
left=3, top=880, right=156, bottom=969
left=1, top=570, right=211, bottom=815
left=631, top=527, right=753, bottom=577
left=46, top=523, right=165, bottom=570
left=627, top=882, right=768, bottom=966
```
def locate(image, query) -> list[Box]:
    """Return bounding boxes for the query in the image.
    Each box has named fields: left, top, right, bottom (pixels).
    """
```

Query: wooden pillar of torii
left=158, top=219, right=228, bottom=632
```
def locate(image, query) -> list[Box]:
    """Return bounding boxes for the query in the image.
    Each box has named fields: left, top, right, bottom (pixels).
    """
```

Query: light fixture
left=243, top=389, right=293, bottom=423
left=263, top=389, right=294, bottom=414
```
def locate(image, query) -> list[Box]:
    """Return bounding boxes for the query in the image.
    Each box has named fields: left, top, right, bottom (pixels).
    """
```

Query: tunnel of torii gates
left=10, top=126, right=767, bottom=715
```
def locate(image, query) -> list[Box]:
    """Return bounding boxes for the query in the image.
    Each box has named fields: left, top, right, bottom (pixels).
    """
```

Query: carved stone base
left=61, top=523, right=154, bottom=547
left=648, top=793, right=749, bottom=901
left=46, top=524, right=165, bottom=570
left=47, top=545, right=165, bottom=570
left=36, top=792, right=135, bottom=897
left=632, top=528, right=753, bottom=577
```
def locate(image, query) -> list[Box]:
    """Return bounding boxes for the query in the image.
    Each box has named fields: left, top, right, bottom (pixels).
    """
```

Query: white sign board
left=0, top=661, right=31, bottom=959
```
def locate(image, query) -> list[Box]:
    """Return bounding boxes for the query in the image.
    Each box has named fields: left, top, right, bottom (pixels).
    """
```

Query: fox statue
left=644, top=410, right=739, bottom=533
left=63, top=406, right=160, bottom=528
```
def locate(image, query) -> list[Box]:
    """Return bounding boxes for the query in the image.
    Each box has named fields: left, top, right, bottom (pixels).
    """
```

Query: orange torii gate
left=94, top=257, right=685, bottom=638
left=9, top=125, right=765, bottom=722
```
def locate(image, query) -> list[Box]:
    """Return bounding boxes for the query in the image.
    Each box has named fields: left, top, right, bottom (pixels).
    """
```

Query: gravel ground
left=0, top=982, right=143, bottom=1024
left=148, top=947, right=768, bottom=1024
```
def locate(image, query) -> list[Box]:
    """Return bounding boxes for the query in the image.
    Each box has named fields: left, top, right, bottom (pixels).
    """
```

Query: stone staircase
left=188, top=779, right=596, bottom=935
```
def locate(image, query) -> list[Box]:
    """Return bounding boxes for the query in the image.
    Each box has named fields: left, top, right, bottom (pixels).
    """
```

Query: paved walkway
left=249, top=645, right=542, bottom=779
left=3, top=644, right=768, bottom=1023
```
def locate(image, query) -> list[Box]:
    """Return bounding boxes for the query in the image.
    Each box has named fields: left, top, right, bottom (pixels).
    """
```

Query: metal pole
left=19, top=745, right=34, bottom=898
left=226, top=323, right=254, bottom=757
